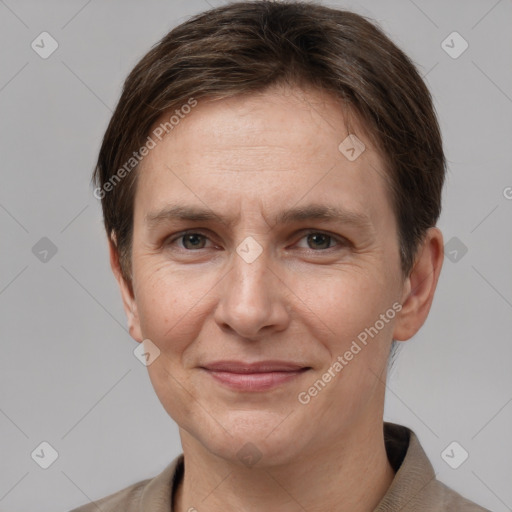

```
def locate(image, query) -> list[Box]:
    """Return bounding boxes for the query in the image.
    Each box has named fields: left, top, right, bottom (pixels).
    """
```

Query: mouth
left=200, top=360, right=311, bottom=392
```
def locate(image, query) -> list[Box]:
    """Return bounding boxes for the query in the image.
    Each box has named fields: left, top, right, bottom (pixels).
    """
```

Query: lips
left=200, top=360, right=311, bottom=392
left=201, top=360, right=309, bottom=373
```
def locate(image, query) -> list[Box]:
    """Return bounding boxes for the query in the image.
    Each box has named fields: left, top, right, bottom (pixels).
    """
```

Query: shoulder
left=67, top=475, right=153, bottom=512
left=421, top=478, right=492, bottom=511
left=67, top=455, right=183, bottom=512
left=67, top=478, right=149, bottom=512
left=380, top=423, right=491, bottom=511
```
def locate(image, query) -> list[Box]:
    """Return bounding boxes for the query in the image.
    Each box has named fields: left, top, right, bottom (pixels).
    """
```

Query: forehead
left=135, top=86, right=393, bottom=230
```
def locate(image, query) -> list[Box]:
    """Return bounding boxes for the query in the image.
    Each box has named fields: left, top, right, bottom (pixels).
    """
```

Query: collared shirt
left=69, top=422, right=490, bottom=511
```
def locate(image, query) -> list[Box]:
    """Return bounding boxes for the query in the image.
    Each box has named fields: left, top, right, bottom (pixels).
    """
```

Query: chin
left=209, top=412, right=307, bottom=467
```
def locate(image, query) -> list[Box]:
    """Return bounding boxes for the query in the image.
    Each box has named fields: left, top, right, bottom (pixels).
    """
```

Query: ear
left=393, top=227, right=444, bottom=341
left=108, top=234, right=143, bottom=343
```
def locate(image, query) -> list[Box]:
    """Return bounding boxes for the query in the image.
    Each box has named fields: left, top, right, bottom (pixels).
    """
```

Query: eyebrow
left=145, top=203, right=373, bottom=231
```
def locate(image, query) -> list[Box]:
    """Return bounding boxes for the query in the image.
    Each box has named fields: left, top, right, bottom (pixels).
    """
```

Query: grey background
left=0, top=0, right=511, bottom=510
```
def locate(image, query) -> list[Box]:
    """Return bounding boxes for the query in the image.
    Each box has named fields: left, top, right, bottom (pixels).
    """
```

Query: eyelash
left=165, top=229, right=349, bottom=253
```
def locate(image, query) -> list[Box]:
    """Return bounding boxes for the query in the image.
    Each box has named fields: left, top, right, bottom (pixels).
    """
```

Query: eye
left=295, top=230, right=346, bottom=251
left=165, top=230, right=348, bottom=252
left=167, top=231, right=213, bottom=250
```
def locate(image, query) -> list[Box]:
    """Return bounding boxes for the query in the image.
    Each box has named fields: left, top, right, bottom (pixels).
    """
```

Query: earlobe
left=392, top=227, right=444, bottom=341
left=108, top=234, right=143, bottom=343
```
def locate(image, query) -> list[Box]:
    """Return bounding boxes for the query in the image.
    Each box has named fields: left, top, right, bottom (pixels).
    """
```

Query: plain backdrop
left=0, top=0, right=511, bottom=511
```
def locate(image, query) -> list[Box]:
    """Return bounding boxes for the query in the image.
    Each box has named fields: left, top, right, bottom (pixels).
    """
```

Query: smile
left=200, top=360, right=311, bottom=392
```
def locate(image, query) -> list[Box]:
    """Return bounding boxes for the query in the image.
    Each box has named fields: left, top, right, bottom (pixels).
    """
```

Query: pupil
left=309, top=233, right=329, bottom=249
left=185, top=234, right=202, bottom=248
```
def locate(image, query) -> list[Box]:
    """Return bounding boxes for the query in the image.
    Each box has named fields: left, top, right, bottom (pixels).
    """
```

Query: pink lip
left=200, top=360, right=311, bottom=392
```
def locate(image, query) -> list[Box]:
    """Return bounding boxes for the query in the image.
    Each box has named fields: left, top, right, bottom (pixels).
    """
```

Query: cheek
left=330, top=277, right=398, bottom=379
left=296, top=267, right=393, bottom=346
left=145, top=353, right=199, bottom=430
left=134, top=262, right=218, bottom=355
left=135, top=266, right=213, bottom=424
left=300, top=283, right=396, bottom=425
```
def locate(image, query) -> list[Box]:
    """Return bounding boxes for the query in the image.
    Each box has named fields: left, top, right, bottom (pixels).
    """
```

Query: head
left=94, top=1, right=445, bottom=466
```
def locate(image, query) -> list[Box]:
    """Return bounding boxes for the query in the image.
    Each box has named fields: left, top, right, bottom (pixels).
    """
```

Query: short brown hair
left=93, top=0, right=445, bottom=290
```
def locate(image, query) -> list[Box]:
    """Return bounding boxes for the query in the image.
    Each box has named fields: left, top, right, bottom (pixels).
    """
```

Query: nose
left=214, top=242, right=289, bottom=340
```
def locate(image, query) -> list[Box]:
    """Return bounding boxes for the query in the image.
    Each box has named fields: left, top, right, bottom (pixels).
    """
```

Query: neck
left=174, top=418, right=395, bottom=512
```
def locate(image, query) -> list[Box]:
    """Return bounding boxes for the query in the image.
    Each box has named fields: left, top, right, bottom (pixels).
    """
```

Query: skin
left=109, top=84, right=444, bottom=512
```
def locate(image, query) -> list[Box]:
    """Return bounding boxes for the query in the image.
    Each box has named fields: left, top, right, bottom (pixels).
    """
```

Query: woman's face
left=115, top=86, right=410, bottom=466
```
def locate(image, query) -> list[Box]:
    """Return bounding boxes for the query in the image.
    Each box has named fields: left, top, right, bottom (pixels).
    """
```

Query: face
left=114, top=85, right=415, bottom=466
